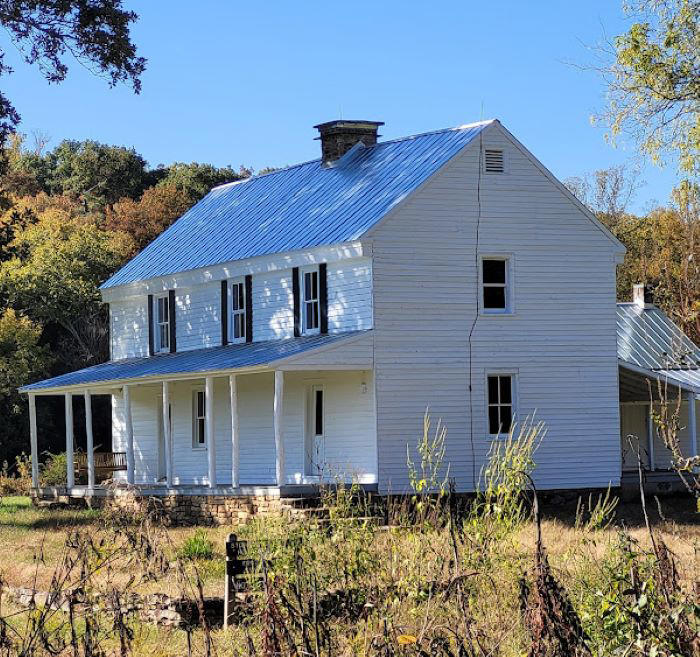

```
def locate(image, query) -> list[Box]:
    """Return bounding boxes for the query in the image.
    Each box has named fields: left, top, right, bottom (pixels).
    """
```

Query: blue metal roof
left=617, top=303, right=700, bottom=371
left=102, top=122, right=491, bottom=289
left=21, top=331, right=369, bottom=392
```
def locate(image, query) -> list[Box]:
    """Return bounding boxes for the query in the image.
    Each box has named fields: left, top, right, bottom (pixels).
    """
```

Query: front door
left=305, top=386, right=324, bottom=477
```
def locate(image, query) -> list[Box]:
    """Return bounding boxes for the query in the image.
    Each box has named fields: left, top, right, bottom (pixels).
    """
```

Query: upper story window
left=154, top=293, right=171, bottom=353
left=481, top=256, right=512, bottom=314
left=300, top=266, right=320, bottom=335
left=229, top=278, right=247, bottom=343
left=192, top=388, right=206, bottom=448
left=487, top=373, right=515, bottom=436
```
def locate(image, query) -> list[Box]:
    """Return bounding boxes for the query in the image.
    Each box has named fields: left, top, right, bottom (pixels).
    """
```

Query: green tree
left=0, top=1, right=145, bottom=145
left=156, top=162, right=250, bottom=204
left=0, top=213, right=133, bottom=367
left=598, top=0, right=700, bottom=173
left=0, top=309, right=51, bottom=465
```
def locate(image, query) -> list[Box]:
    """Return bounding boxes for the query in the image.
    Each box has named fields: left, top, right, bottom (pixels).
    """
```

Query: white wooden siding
left=107, top=257, right=373, bottom=358
left=368, top=122, right=622, bottom=493
left=113, top=371, right=377, bottom=485
left=110, top=299, right=148, bottom=360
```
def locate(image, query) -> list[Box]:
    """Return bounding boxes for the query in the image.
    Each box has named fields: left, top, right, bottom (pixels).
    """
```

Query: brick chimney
left=314, top=120, right=384, bottom=165
left=633, top=283, right=654, bottom=307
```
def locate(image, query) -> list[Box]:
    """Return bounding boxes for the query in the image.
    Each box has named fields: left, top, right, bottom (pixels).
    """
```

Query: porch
left=22, top=332, right=377, bottom=499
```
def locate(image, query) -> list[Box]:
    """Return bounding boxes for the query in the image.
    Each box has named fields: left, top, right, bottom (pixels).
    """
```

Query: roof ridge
left=211, top=119, right=496, bottom=190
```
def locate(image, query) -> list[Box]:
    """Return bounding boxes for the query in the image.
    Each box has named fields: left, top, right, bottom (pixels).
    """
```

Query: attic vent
left=484, top=149, right=504, bottom=173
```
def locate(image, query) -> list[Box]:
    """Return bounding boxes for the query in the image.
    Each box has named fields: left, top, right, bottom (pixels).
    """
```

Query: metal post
left=65, top=393, right=74, bottom=489
left=224, top=533, right=237, bottom=628
left=274, top=370, right=285, bottom=486
left=124, top=385, right=135, bottom=485
left=229, top=374, right=239, bottom=488
left=28, top=393, right=39, bottom=489
left=206, top=376, right=216, bottom=488
left=84, top=390, right=95, bottom=489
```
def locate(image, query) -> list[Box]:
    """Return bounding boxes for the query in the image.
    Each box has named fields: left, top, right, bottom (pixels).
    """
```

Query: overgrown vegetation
left=0, top=419, right=696, bottom=657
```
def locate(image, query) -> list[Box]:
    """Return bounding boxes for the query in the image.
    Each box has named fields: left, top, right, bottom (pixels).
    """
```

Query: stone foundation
left=105, top=493, right=286, bottom=526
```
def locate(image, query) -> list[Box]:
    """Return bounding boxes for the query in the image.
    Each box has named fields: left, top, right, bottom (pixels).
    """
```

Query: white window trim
left=153, top=293, right=171, bottom=353
left=192, top=387, right=206, bottom=450
left=479, top=254, right=514, bottom=316
left=228, top=277, right=247, bottom=344
left=485, top=371, right=518, bottom=438
left=299, top=265, right=320, bottom=336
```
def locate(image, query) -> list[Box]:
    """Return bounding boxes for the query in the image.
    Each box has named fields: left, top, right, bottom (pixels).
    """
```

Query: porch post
left=688, top=392, right=697, bottom=461
left=28, top=393, right=39, bottom=489
left=84, top=390, right=95, bottom=489
left=65, top=393, right=74, bottom=489
left=206, top=376, right=216, bottom=488
left=229, top=374, right=239, bottom=488
left=162, top=381, right=173, bottom=486
left=274, top=370, right=285, bottom=486
left=123, top=385, right=135, bottom=485
left=646, top=403, right=655, bottom=471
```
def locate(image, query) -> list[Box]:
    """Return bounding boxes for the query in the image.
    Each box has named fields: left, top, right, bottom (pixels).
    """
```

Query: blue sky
left=5, top=1, right=681, bottom=212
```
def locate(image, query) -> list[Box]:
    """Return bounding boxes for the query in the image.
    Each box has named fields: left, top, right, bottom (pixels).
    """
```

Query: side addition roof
left=617, top=302, right=700, bottom=393
left=101, top=122, right=491, bottom=289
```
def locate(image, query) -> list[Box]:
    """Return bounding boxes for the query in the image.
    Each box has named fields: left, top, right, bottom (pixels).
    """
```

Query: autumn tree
left=156, top=161, right=250, bottom=204
left=597, top=0, right=700, bottom=173
left=105, top=184, right=193, bottom=252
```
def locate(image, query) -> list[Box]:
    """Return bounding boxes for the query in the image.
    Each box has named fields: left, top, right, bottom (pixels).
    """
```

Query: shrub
left=177, top=529, right=214, bottom=560
left=40, top=451, right=67, bottom=486
left=0, top=453, right=32, bottom=495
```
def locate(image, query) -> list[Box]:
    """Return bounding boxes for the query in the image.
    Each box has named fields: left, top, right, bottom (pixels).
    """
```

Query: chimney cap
left=313, top=119, right=384, bottom=133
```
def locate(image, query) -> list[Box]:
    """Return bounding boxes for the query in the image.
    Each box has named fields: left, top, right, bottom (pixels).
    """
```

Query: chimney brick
left=314, top=120, right=384, bottom=164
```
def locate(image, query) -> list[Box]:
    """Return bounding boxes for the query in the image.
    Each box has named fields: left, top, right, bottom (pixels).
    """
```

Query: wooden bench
left=74, top=452, right=127, bottom=476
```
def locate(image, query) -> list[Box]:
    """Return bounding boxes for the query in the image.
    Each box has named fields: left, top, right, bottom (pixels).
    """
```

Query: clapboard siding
left=369, top=122, right=622, bottom=493
left=113, top=371, right=377, bottom=485
left=110, top=299, right=149, bottom=360
left=107, top=258, right=373, bottom=357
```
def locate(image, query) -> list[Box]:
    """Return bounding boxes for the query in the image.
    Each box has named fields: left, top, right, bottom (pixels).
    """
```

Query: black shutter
left=221, top=280, right=228, bottom=346
left=292, top=267, right=300, bottom=337
left=319, top=263, right=328, bottom=334
left=168, top=289, right=176, bottom=353
left=147, top=294, right=154, bottom=356
left=245, top=275, right=253, bottom=343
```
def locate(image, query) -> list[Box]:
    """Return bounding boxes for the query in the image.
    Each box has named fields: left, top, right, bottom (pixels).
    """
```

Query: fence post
left=224, top=533, right=237, bottom=628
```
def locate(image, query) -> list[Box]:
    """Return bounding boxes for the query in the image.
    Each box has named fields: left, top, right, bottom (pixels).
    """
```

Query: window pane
left=315, top=390, right=323, bottom=435
left=234, top=314, right=244, bottom=339
left=197, top=391, right=204, bottom=417
left=500, top=405, right=513, bottom=433
left=312, top=302, right=319, bottom=328
left=483, top=286, right=506, bottom=309
left=499, top=376, right=512, bottom=404
left=488, top=406, right=500, bottom=434
left=483, top=259, right=506, bottom=284
left=198, top=418, right=205, bottom=444
left=487, top=376, right=499, bottom=404
left=312, top=272, right=318, bottom=299
left=237, top=283, right=244, bottom=310
left=304, top=272, right=312, bottom=300
left=160, top=324, right=169, bottom=349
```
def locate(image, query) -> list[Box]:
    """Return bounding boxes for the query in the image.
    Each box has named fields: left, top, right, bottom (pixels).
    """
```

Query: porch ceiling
left=619, top=361, right=700, bottom=402
left=20, top=330, right=372, bottom=395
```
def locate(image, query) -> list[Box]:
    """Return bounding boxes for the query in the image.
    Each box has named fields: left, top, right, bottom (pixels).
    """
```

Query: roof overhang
left=21, top=331, right=373, bottom=396
left=619, top=359, right=700, bottom=399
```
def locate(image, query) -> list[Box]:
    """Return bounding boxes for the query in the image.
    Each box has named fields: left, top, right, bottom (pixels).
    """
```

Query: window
left=487, top=374, right=514, bottom=435
left=154, top=294, right=170, bottom=353
left=313, top=387, right=324, bottom=437
left=301, top=267, right=320, bottom=334
left=192, top=389, right=206, bottom=448
left=484, top=149, right=504, bottom=174
left=229, top=279, right=246, bottom=343
left=482, top=257, right=511, bottom=313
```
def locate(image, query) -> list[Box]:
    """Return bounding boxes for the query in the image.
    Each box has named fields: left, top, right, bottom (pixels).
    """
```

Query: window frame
left=480, top=255, right=514, bottom=315
left=228, top=277, right=247, bottom=344
left=299, top=265, right=321, bottom=336
left=192, top=387, right=206, bottom=450
left=485, top=371, right=517, bottom=437
left=153, top=293, right=171, bottom=353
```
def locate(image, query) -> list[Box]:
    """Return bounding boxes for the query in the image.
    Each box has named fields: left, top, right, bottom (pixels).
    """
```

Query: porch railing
left=74, top=452, right=127, bottom=476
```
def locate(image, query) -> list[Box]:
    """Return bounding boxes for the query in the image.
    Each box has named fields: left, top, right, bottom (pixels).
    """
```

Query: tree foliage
left=598, top=0, right=700, bottom=173
left=0, top=0, right=145, bottom=143
left=155, top=161, right=250, bottom=204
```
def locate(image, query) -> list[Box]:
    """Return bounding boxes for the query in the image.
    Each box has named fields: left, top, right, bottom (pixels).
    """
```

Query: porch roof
left=20, top=330, right=371, bottom=394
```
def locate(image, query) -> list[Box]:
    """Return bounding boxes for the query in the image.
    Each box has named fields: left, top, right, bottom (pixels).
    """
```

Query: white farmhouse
left=22, top=119, right=700, bottom=515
